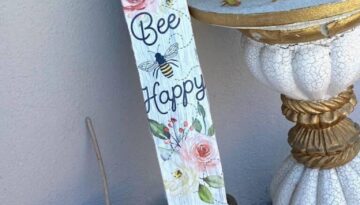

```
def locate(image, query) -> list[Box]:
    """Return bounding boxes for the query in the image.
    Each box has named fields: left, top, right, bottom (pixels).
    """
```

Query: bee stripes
left=137, top=43, right=179, bottom=79
left=160, top=63, right=174, bottom=78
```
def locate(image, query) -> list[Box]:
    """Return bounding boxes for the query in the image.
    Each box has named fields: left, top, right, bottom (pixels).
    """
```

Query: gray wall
left=2, top=0, right=360, bottom=204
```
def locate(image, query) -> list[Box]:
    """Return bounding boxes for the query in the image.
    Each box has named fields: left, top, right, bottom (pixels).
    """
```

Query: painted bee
left=173, top=170, right=183, bottom=179
left=222, top=0, right=240, bottom=6
left=138, top=43, right=179, bottom=79
left=166, top=0, right=174, bottom=6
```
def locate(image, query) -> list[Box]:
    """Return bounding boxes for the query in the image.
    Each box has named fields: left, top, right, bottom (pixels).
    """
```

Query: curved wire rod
left=85, top=117, right=111, bottom=205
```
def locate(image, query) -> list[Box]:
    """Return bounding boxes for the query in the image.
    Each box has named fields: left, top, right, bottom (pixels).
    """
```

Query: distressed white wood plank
left=120, top=0, right=228, bottom=204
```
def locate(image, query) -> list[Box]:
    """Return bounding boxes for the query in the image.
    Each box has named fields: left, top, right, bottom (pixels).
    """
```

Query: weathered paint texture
left=243, top=27, right=360, bottom=100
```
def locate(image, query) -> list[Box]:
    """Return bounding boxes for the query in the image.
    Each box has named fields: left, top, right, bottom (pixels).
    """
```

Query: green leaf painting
left=192, top=118, right=202, bottom=133
left=204, top=175, right=224, bottom=188
left=197, top=101, right=206, bottom=117
left=148, top=119, right=170, bottom=140
left=208, top=124, right=215, bottom=136
left=198, top=184, right=214, bottom=204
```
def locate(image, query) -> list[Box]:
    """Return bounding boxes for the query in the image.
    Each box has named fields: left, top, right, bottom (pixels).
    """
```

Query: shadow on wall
left=80, top=190, right=167, bottom=205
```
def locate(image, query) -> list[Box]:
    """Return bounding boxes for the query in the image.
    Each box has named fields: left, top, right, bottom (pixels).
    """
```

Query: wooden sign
left=120, top=0, right=228, bottom=204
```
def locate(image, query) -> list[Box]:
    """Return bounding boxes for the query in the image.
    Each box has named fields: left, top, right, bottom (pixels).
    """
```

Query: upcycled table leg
left=120, top=0, right=233, bottom=204
left=188, top=0, right=360, bottom=204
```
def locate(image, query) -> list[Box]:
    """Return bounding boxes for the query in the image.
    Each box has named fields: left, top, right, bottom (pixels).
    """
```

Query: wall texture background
left=2, top=0, right=360, bottom=205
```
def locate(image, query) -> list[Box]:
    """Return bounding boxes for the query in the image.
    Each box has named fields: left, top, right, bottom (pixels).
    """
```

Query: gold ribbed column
left=281, top=86, right=360, bottom=169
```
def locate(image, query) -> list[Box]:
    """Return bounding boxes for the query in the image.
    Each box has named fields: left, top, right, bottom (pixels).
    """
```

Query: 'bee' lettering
left=130, top=12, right=181, bottom=46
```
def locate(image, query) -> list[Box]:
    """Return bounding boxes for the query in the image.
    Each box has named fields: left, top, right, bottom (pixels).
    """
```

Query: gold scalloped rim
left=189, top=0, right=360, bottom=28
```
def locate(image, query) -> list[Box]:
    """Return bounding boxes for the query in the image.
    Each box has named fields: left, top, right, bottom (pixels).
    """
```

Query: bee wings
left=138, top=43, right=179, bottom=72
left=164, top=43, right=179, bottom=59
left=138, top=60, right=158, bottom=72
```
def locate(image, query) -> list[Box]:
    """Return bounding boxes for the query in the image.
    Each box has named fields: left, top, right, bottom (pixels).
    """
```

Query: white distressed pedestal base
left=271, top=153, right=360, bottom=205
left=241, top=19, right=360, bottom=205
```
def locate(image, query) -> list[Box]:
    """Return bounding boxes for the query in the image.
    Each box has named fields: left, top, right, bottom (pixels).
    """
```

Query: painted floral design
left=164, top=163, right=198, bottom=196
left=180, top=133, right=219, bottom=171
left=121, top=0, right=158, bottom=13
left=148, top=102, right=225, bottom=204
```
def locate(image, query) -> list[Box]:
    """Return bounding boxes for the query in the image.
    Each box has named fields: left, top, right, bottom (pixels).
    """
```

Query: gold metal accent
left=281, top=86, right=360, bottom=169
left=240, top=12, right=360, bottom=44
left=189, top=0, right=360, bottom=28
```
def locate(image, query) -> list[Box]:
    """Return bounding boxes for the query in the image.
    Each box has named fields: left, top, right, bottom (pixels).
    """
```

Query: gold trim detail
left=281, top=86, right=360, bottom=169
left=240, top=12, right=360, bottom=44
left=189, top=0, right=360, bottom=28
left=282, top=86, right=356, bottom=128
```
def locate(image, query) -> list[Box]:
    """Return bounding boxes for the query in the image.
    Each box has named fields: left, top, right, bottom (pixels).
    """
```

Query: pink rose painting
left=121, top=0, right=158, bottom=13
left=180, top=134, right=220, bottom=171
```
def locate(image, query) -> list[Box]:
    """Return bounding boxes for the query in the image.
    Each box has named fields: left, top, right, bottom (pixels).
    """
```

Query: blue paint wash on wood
left=120, top=0, right=228, bottom=204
